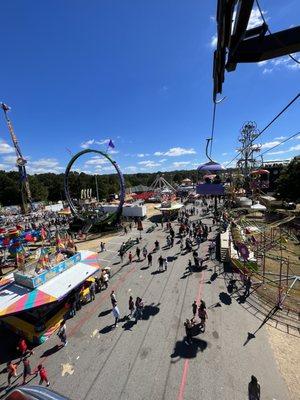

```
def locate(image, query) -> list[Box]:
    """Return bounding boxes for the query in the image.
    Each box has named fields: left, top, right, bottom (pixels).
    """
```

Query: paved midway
left=0, top=206, right=291, bottom=399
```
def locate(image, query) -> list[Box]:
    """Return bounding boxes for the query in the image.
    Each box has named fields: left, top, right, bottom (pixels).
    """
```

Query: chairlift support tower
left=0, top=103, right=32, bottom=214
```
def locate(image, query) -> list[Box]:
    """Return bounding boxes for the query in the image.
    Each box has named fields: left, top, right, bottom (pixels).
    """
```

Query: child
left=38, top=364, right=50, bottom=386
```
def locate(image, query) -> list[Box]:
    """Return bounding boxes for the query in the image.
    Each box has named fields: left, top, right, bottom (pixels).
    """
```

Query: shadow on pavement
left=170, top=338, right=208, bottom=360
left=40, top=344, right=62, bottom=358
left=99, top=325, right=114, bottom=334
left=98, top=309, right=111, bottom=317
left=219, top=291, right=232, bottom=305
left=151, top=270, right=164, bottom=275
left=142, top=303, right=160, bottom=320
left=122, top=320, right=136, bottom=331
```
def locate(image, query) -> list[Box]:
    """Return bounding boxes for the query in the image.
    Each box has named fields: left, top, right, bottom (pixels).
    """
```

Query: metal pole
left=95, top=175, right=99, bottom=202
left=286, top=257, right=289, bottom=287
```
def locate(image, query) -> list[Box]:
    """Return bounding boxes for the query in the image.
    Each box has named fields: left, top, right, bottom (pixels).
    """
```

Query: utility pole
left=1, top=103, right=32, bottom=214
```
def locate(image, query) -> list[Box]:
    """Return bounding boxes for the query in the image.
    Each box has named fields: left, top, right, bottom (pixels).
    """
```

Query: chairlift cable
left=254, top=130, right=300, bottom=159
left=209, top=101, right=217, bottom=157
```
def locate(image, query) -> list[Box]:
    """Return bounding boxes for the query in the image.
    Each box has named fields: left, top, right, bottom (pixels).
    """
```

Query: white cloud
left=95, top=139, right=110, bottom=145
left=257, top=60, right=268, bottom=67
left=246, top=8, right=267, bottom=29
left=172, top=161, right=191, bottom=168
left=154, top=147, right=196, bottom=157
left=210, top=34, right=217, bottom=48
left=273, top=136, right=286, bottom=140
left=30, top=158, right=60, bottom=168
left=80, top=138, right=111, bottom=149
left=3, top=155, right=17, bottom=164
left=0, top=140, right=14, bottom=154
left=221, top=152, right=228, bottom=156
left=138, top=160, right=161, bottom=168
left=85, top=156, right=109, bottom=166
left=260, top=141, right=281, bottom=149
left=125, top=166, right=138, bottom=172
left=108, top=149, right=118, bottom=154
left=289, top=144, right=300, bottom=152
left=159, top=158, right=167, bottom=163
left=267, top=150, right=286, bottom=155
left=258, top=53, right=300, bottom=73
left=137, top=153, right=146, bottom=158
left=80, top=139, right=95, bottom=149
left=210, top=15, right=216, bottom=22
left=268, top=143, right=300, bottom=155
left=0, top=163, right=9, bottom=170
left=262, top=67, right=273, bottom=74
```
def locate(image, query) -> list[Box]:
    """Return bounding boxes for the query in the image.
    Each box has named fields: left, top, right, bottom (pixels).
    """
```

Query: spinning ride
left=64, top=149, right=125, bottom=227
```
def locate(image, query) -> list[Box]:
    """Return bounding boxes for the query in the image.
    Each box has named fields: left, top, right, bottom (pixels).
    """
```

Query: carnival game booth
left=154, top=201, right=184, bottom=220
left=0, top=250, right=99, bottom=344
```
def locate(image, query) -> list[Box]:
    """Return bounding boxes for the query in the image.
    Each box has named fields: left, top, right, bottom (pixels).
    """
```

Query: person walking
left=198, top=304, right=208, bottom=332
left=38, top=364, right=50, bottom=386
left=89, top=280, right=96, bottom=301
left=147, top=253, right=152, bottom=267
left=17, top=337, right=32, bottom=358
left=57, top=320, right=68, bottom=347
left=164, top=257, right=168, bottom=271
left=142, top=246, right=148, bottom=259
left=112, top=304, right=120, bottom=327
left=135, top=297, right=144, bottom=322
left=158, top=255, right=164, bottom=271
left=192, top=301, right=197, bottom=317
left=128, top=251, right=133, bottom=263
left=184, top=319, right=193, bottom=344
left=110, top=290, right=117, bottom=307
left=128, top=295, right=135, bottom=318
left=244, top=275, right=252, bottom=297
left=136, top=247, right=141, bottom=261
left=7, top=361, right=17, bottom=387
left=102, top=270, right=109, bottom=289
left=22, top=358, right=33, bottom=385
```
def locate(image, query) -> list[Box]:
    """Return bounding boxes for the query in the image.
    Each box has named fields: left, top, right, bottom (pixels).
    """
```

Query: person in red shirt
left=128, top=251, right=133, bottom=263
left=17, top=337, right=33, bottom=358
left=37, top=364, right=50, bottom=386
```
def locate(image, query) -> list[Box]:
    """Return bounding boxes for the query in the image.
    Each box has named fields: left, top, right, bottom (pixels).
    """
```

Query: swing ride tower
left=0, top=103, right=32, bottom=214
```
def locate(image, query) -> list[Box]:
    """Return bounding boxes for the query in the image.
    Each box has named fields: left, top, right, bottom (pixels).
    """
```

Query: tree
left=275, top=158, right=300, bottom=201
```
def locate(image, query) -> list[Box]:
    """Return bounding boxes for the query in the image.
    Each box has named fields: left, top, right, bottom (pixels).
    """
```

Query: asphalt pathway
left=0, top=209, right=290, bottom=400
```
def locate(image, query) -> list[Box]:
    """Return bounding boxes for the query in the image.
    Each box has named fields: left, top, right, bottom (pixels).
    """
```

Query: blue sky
left=0, top=0, right=299, bottom=175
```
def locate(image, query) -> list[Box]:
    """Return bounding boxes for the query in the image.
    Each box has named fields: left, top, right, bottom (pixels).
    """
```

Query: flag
left=0, top=103, right=11, bottom=112
left=108, top=139, right=115, bottom=149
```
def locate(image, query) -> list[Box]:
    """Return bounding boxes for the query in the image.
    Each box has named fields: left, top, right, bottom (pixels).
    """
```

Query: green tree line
left=0, top=169, right=199, bottom=206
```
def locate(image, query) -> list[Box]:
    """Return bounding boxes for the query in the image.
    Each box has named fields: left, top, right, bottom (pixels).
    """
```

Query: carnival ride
left=0, top=248, right=100, bottom=344
left=0, top=103, right=32, bottom=214
left=64, top=149, right=125, bottom=232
